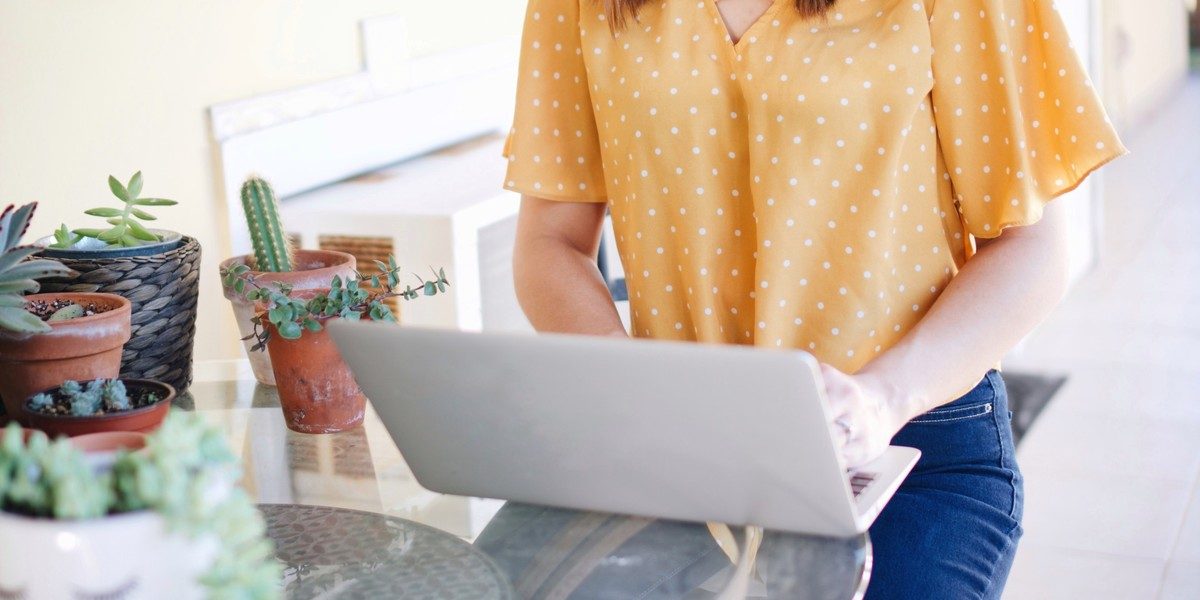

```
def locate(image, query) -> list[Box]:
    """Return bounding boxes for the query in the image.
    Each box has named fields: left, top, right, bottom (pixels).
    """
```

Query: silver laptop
left=328, top=322, right=919, bottom=537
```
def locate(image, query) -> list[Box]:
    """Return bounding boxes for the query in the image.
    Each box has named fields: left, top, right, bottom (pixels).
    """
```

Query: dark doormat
left=1000, top=371, right=1067, bottom=446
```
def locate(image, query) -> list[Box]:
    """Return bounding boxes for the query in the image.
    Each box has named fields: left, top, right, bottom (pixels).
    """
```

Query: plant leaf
left=0, top=279, right=41, bottom=295
left=0, top=245, right=40, bottom=273
left=0, top=306, right=51, bottom=333
left=126, top=171, right=143, bottom=200
left=108, top=176, right=129, bottom=202
left=97, top=227, right=123, bottom=243
left=126, top=219, right=159, bottom=241
left=132, top=198, right=177, bottom=206
left=278, top=321, right=302, bottom=339
left=3, top=259, right=75, bottom=281
left=72, top=228, right=105, bottom=238
left=130, top=208, right=157, bottom=221
left=85, top=207, right=123, bottom=218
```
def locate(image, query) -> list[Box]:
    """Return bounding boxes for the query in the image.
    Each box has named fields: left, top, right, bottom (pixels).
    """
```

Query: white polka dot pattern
left=503, top=0, right=1126, bottom=372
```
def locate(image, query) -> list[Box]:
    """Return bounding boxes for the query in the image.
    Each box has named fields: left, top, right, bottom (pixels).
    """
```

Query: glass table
left=181, top=375, right=869, bottom=599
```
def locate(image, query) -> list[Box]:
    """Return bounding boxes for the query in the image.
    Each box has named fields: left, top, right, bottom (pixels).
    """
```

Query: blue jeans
left=865, top=369, right=1024, bottom=600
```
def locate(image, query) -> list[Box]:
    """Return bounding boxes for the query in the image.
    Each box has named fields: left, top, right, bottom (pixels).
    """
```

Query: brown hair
left=604, top=0, right=839, bottom=30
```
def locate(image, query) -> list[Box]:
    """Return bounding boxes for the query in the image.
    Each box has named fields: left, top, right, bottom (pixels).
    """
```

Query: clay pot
left=219, top=250, right=357, bottom=386
left=20, top=379, right=174, bottom=438
left=263, top=292, right=368, bottom=433
left=0, top=293, right=132, bottom=421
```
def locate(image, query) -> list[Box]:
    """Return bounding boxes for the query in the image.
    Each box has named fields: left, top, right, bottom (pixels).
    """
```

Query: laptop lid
left=329, top=322, right=863, bottom=536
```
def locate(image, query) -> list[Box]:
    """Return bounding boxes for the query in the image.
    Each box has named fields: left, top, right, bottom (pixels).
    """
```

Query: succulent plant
left=47, top=223, right=83, bottom=250
left=0, top=425, right=110, bottom=519
left=240, top=177, right=294, bottom=273
left=29, top=379, right=159, bottom=416
left=0, top=202, right=76, bottom=333
left=0, top=414, right=283, bottom=597
left=71, top=171, right=178, bottom=248
left=221, top=254, right=449, bottom=348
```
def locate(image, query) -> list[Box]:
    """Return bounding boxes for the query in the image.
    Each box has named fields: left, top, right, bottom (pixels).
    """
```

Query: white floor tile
left=1159, top=561, right=1200, bottom=600
left=1019, top=469, right=1192, bottom=560
left=1002, top=544, right=1163, bottom=600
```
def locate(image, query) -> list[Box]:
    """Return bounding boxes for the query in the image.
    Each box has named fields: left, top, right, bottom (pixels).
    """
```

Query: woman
left=504, top=0, right=1125, bottom=597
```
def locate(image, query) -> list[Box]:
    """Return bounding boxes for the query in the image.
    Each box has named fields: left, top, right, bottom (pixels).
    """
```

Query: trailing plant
left=0, top=413, right=283, bottom=598
left=28, top=378, right=161, bottom=417
left=240, top=176, right=294, bottom=273
left=57, top=171, right=178, bottom=249
left=0, top=203, right=76, bottom=333
left=221, top=254, right=449, bottom=350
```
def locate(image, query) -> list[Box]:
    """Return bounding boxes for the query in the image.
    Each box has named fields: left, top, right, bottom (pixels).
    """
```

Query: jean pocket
left=909, top=401, right=995, bottom=424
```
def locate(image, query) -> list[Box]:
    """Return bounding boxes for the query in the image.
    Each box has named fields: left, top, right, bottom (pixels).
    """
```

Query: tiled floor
left=1001, top=76, right=1200, bottom=599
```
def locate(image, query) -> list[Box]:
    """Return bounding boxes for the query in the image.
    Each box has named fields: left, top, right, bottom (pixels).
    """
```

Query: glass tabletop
left=180, top=376, right=869, bottom=599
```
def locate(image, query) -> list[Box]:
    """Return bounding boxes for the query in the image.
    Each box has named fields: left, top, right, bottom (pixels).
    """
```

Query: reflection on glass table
left=180, top=379, right=868, bottom=599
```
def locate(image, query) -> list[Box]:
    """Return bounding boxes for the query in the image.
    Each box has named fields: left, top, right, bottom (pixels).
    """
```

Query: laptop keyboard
left=849, top=472, right=877, bottom=498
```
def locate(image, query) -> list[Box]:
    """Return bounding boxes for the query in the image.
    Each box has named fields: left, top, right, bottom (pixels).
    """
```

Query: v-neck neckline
left=705, top=0, right=785, bottom=51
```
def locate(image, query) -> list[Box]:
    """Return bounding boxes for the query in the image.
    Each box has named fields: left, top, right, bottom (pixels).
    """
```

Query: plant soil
left=31, top=386, right=162, bottom=417
left=24, top=299, right=110, bottom=322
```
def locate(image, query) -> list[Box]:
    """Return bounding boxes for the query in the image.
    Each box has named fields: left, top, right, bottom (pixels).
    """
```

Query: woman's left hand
left=819, top=364, right=911, bottom=470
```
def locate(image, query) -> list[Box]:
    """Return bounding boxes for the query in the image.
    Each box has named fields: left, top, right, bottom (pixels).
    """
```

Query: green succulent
left=72, top=171, right=178, bottom=248
left=0, top=202, right=76, bottom=333
left=0, top=414, right=283, bottom=597
left=240, top=177, right=294, bottom=273
left=47, top=223, right=83, bottom=250
left=31, top=379, right=159, bottom=416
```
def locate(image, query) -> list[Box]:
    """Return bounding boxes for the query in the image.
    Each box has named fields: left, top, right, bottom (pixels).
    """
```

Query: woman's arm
left=824, top=199, right=1073, bottom=467
left=513, top=195, right=628, bottom=337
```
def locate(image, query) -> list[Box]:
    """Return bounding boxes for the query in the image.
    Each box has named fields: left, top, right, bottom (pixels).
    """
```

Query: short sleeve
left=930, top=0, right=1128, bottom=238
left=502, top=0, right=608, bottom=203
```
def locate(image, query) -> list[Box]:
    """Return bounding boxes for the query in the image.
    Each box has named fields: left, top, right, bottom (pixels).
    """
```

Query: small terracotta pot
left=0, top=293, right=132, bottom=421
left=263, top=291, right=368, bottom=433
left=20, top=379, right=174, bottom=438
left=70, top=431, right=149, bottom=454
left=219, top=250, right=357, bottom=386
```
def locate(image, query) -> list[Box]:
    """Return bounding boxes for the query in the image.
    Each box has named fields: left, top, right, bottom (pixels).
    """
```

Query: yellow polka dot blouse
left=503, top=0, right=1126, bottom=372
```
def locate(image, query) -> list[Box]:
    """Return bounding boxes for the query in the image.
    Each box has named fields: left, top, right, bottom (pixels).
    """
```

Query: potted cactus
left=0, top=413, right=281, bottom=598
left=21, top=378, right=173, bottom=438
left=218, top=176, right=356, bottom=386
left=0, top=203, right=133, bottom=421
left=222, top=256, right=449, bottom=434
left=32, top=172, right=201, bottom=393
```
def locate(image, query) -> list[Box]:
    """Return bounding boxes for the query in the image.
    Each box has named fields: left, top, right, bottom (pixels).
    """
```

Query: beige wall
left=1102, top=0, right=1192, bottom=127
left=0, top=1, right=524, bottom=363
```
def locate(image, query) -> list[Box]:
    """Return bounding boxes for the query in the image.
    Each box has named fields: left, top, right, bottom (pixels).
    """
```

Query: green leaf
left=132, top=198, right=177, bottom=206
left=126, top=219, right=159, bottom=241
left=72, top=228, right=105, bottom=238
left=370, top=275, right=380, bottom=288
left=423, top=281, right=436, bottom=296
left=107, top=176, right=129, bottom=202
left=97, top=227, right=124, bottom=243
left=0, top=306, right=51, bottom=333
left=303, top=318, right=321, bottom=332
left=85, top=207, right=123, bottom=218
left=0, top=280, right=40, bottom=295
left=130, top=208, right=157, bottom=221
left=0, top=295, right=26, bottom=307
left=437, top=282, right=446, bottom=293
left=278, top=321, right=302, bottom=339
left=0, top=245, right=40, bottom=273
left=126, top=171, right=143, bottom=200
left=3, top=259, right=74, bottom=281
left=233, top=279, right=246, bottom=294
left=119, top=232, right=142, bottom=247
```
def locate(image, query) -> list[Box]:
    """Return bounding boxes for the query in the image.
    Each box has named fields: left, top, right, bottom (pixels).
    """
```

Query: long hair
left=604, top=0, right=839, bottom=30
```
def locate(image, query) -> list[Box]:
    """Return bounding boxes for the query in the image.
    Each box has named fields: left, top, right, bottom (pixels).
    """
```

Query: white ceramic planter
left=0, top=510, right=217, bottom=599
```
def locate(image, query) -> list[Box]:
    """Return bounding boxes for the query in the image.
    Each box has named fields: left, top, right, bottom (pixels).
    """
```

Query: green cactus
left=0, top=203, right=76, bottom=333
left=240, top=176, right=293, bottom=273
left=101, top=379, right=131, bottom=412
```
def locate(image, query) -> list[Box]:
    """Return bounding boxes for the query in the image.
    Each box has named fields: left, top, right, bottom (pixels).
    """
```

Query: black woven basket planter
left=35, top=236, right=201, bottom=391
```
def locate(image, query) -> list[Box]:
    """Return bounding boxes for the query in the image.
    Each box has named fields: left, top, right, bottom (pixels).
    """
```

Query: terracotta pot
left=0, top=293, right=132, bottom=421
left=263, top=292, right=368, bottom=433
left=20, top=379, right=174, bottom=438
left=219, top=250, right=357, bottom=386
left=70, top=431, right=149, bottom=454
